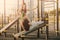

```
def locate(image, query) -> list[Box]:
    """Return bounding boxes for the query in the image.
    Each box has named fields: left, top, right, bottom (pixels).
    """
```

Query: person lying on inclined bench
left=20, top=0, right=31, bottom=32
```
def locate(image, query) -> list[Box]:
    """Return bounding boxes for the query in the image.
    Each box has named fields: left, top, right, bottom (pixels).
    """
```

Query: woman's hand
left=28, top=23, right=32, bottom=26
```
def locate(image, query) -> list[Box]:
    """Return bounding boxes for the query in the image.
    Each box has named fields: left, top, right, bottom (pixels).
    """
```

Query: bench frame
left=13, top=23, right=48, bottom=40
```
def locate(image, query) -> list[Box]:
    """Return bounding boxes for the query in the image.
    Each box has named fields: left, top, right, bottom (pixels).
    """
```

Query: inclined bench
left=0, top=16, right=20, bottom=37
left=12, top=21, right=46, bottom=40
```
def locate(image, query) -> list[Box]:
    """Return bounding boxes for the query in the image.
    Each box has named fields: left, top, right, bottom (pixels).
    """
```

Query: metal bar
left=17, top=0, right=19, bottom=15
left=41, top=0, right=43, bottom=20
left=2, top=14, right=3, bottom=28
left=4, top=0, right=7, bottom=36
left=56, top=0, right=59, bottom=36
left=8, top=16, right=9, bottom=23
left=40, top=0, right=56, bottom=2
left=37, top=0, right=40, bottom=38
left=46, top=25, right=48, bottom=40
left=45, top=14, right=48, bottom=40
left=53, top=1, right=55, bottom=32
left=43, top=1, right=56, bottom=2
left=44, top=3, right=55, bottom=5
left=17, top=19, right=19, bottom=33
left=44, top=6, right=55, bottom=8
left=41, top=0, right=44, bottom=34
left=37, top=0, right=40, bottom=21
left=4, top=0, right=6, bottom=24
left=4, top=32, right=6, bottom=37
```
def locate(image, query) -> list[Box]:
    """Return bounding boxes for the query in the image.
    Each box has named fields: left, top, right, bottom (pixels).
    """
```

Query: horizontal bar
left=44, top=3, right=55, bottom=6
left=40, top=0, right=56, bottom=2
left=44, top=6, right=54, bottom=8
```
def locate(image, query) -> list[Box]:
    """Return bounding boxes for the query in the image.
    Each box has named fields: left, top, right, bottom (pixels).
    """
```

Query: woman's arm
left=20, top=20, right=26, bottom=31
left=26, top=16, right=31, bottom=25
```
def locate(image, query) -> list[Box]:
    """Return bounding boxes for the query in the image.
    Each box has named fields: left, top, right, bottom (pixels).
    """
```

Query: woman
left=20, top=0, right=30, bottom=31
left=21, top=13, right=30, bottom=31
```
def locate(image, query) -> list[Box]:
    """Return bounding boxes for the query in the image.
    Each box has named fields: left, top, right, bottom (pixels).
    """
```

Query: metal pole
left=53, top=1, right=55, bottom=32
left=37, top=0, right=40, bottom=21
left=37, top=0, right=40, bottom=38
left=41, top=0, right=44, bottom=20
left=17, top=0, right=19, bottom=15
left=56, top=0, right=59, bottom=36
left=2, top=14, right=3, bottom=28
left=4, top=0, right=7, bottom=37
left=4, top=0, right=6, bottom=24
left=40, top=0, right=44, bottom=34
left=17, top=19, right=19, bottom=33
left=46, top=24, right=48, bottom=40
left=45, top=13, right=48, bottom=40
left=8, top=16, right=9, bottom=23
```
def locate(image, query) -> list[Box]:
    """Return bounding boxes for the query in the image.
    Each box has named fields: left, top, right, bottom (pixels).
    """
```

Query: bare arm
left=20, top=20, right=26, bottom=31
left=26, top=16, right=31, bottom=25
